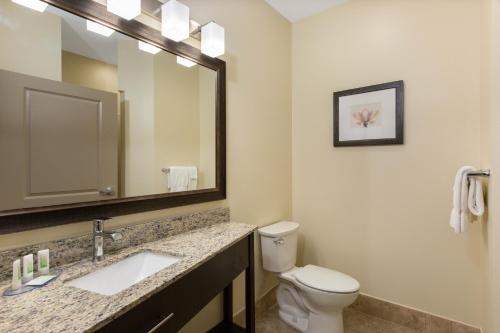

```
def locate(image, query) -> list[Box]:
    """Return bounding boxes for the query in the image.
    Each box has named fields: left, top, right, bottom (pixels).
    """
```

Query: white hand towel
left=168, top=166, right=198, bottom=192
left=468, top=178, right=485, bottom=217
left=450, top=166, right=474, bottom=233
left=168, top=166, right=191, bottom=192
left=187, top=167, right=198, bottom=191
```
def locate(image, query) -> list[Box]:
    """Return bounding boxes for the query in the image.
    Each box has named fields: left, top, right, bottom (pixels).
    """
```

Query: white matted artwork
left=334, top=81, right=404, bottom=147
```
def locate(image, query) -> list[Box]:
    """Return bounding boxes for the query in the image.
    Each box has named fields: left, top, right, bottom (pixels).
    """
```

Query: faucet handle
left=94, top=217, right=112, bottom=222
left=109, top=232, right=123, bottom=241
left=93, top=217, right=112, bottom=232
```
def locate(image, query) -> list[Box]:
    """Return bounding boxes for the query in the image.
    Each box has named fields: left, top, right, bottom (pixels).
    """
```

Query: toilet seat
left=292, top=265, right=360, bottom=294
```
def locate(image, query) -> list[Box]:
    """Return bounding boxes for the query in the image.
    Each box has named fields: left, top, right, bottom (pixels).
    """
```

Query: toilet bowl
left=259, top=222, right=360, bottom=333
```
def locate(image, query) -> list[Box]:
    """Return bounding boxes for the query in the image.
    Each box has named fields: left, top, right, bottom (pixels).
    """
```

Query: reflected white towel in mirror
left=168, top=166, right=198, bottom=192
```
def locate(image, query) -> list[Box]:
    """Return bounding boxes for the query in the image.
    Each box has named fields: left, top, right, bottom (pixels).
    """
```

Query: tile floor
left=256, top=305, right=415, bottom=333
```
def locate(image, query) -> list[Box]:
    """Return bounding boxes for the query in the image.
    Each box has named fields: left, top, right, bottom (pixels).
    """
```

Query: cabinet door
left=0, top=69, right=118, bottom=211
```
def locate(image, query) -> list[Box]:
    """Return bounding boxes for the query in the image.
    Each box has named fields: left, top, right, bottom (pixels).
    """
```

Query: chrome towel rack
left=467, top=170, right=491, bottom=178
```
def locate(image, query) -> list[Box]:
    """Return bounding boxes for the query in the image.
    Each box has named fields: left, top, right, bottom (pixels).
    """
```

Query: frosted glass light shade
left=138, top=41, right=162, bottom=55
left=107, top=0, right=141, bottom=20
left=161, top=0, right=190, bottom=42
left=11, top=0, right=48, bottom=12
left=201, top=22, right=225, bottom=58
left=86, top=20, right=115, bottom=37
left=177, top=56, right=196, bottom=68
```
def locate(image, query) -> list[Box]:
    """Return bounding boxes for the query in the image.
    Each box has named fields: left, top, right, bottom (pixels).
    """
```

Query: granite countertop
left=0, top=222, right=256, bottom=333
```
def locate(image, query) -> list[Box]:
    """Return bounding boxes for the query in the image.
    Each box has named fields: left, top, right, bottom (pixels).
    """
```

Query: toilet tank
left=258, top=221, right=299, bottom=273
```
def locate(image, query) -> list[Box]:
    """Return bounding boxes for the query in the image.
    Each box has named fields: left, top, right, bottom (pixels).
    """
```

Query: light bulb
left=161, top=0, right=190, bottom=42
left=138, top=41, right=162, bottom=55
left=177, top=56, right=197, bottom=68
left=107, top=0, right=141, bottom=21
left=86, top=20, right=115, bottom=37
left=11, top=0, right=48, bottom=12
left=201, top=22, right=225, bottom=58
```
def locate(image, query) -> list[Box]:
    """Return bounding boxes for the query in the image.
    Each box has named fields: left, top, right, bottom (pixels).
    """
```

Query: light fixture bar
left=86, top=20, right=115, bottom=37
left=11, top=0, right=48, bottom=12
left=177, top=56, right=197, bottom=68
left=138, top=41, right=162, bottom=55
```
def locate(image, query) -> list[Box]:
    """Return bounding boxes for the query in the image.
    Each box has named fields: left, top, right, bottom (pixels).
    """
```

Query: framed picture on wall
left=333, top=81, right=404, bottom=147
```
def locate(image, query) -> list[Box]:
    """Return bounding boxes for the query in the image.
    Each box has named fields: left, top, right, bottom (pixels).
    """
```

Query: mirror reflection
left=0, top=1, right=217, bottom=211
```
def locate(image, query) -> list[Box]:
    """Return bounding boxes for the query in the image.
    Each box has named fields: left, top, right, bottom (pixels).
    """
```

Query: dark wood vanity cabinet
left=96, top=234, right=255, bottom=333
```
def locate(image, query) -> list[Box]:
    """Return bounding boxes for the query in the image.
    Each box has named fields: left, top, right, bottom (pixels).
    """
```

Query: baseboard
left=235, top=286, right=481, bottom=333
left=351, top=294, right=481, bottom=333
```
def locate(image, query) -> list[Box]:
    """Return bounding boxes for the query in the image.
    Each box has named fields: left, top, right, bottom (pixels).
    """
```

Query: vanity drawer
left=96, top=236, right=250, bottom=333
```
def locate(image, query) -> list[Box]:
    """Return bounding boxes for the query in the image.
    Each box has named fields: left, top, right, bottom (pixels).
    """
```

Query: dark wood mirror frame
left=0, top=0, right=226, bottom=234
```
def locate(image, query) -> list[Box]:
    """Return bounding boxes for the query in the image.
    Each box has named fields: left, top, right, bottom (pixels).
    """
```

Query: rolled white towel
left=450, top=166, right=474, bottom=233
left=468, top=178, right=485, bottom=217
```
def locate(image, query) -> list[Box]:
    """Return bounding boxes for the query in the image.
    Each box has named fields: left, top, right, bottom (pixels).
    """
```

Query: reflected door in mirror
left=0, top=70, right=118, bottom=211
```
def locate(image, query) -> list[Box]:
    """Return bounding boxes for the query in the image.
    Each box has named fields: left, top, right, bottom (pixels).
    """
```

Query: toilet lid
left=293, top=265, right=360, bottom=294
left=258, top=221, right=299, bottom=237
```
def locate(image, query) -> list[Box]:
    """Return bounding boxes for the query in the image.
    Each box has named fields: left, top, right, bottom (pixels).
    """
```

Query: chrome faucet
left=93, top=218, right=123, bottom=262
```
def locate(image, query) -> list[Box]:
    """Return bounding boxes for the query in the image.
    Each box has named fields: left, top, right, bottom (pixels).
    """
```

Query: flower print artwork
left=350, top=103, right=382, bottom=128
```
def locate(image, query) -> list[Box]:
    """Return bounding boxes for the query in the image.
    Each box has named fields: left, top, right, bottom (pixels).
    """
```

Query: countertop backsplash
left=0, top=207, right=230, bottom=282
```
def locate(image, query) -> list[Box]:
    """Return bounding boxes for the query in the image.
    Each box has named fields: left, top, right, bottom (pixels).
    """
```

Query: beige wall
left=0, top=1, right=61, bottom=81
left=292, top=0, right=484, bottom=328
left=62, top=51, right=118, bottom=93
left=480, top=0, right=500, bottom=332
left=153, top=52, right=201, bottom=193
left=198, top=67, right=217, bottom=189
left=118, top=39, right=156, bottom=197
left=0, top=1, right=292, bottom=332
left=180, top=0, right=292, bottom=329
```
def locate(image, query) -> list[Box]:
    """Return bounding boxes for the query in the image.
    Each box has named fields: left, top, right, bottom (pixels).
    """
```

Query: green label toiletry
left=22, top=254, right=34, bottom=283
left=37, top=249, right=50, bottom=275
left=11, top=259, right=22, bottom=290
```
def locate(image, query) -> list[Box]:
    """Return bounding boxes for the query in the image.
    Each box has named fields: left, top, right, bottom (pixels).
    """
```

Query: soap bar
left=25, top=275, right=56, bottom=286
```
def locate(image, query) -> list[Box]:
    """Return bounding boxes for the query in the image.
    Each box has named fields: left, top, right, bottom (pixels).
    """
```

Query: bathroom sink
left=66, top=251, right=181, bottom=296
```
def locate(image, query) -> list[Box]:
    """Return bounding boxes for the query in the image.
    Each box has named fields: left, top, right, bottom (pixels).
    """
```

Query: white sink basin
left=66, top=251, right=181, bottom=296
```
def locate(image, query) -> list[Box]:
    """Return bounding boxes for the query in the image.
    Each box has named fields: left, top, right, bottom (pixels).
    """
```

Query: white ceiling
left=48, top=6, right=127, bottom=65
left=265, top=0, right=347, bottom=23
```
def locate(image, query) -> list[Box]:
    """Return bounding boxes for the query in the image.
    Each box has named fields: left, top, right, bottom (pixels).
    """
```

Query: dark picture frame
left=334, top=81, right=404, bottom=147
left=0, top=0, right=226, bottom=234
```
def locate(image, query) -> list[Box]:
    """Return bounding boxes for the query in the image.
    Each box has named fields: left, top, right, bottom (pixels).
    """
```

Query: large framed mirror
left=0, top=0, right=226, bottom=233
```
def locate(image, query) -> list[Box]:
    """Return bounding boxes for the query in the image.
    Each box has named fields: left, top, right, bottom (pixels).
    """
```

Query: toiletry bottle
left=22, top=254, right=34, bottom=283
left=37, top=249, right=50, bottom=275
left=12, top=259, right=22, bottom=290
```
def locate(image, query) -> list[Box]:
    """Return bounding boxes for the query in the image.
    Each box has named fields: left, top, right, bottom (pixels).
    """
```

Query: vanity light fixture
left=161, top=0, right=190, bottom=42
left=138, top=41, right=162, bottom=55
left=11, top=0, right=48, bottom=12
left=107, top=0, right=141, bottom=21
left=176, top=56, right=197, bottom=68
left=86, top=20, right=115, bottom=37
left=201, top=22, right=225, bottom=58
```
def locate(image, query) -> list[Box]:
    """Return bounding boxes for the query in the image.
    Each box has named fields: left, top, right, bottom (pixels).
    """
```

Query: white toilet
left=259, top=221, right=360, bottom=333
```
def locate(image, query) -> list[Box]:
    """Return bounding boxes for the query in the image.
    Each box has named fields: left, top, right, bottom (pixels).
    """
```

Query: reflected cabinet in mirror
left=0, top=0, right=226, bottom=233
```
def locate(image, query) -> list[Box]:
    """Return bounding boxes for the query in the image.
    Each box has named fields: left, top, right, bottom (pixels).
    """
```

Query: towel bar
left=161, top=168, right=170, bottom=174
left=467, top=170, right=491, bottom=178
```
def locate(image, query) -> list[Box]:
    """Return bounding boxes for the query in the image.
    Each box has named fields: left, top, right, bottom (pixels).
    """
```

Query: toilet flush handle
left=274, top=237, right=285, bottom=245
